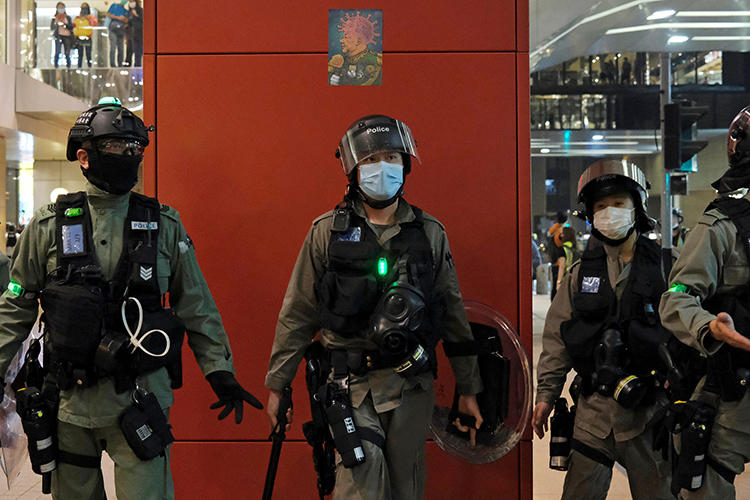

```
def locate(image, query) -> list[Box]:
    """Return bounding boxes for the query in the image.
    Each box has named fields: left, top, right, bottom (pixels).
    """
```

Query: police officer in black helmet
left=660, top=105, right=750, bottom=499
left=265, top=115, right=483, bottom=499
left=534, top=160, right=675, bottom=500
left=0, top=97, right=262, bottom=499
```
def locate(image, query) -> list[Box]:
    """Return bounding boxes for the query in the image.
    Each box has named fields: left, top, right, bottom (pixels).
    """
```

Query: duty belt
left=326, top=348, right=430, bottom=377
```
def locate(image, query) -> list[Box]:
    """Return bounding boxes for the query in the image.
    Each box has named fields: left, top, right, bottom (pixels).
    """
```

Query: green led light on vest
left=98, top=96, right=122, bottom=106
left=64, top=207, right=83, bottom=217
left=7, top=280, right=25, bottom=297
left=668, top=283, right=688, bottom=294
left=377, top=258, right=388, bottom=277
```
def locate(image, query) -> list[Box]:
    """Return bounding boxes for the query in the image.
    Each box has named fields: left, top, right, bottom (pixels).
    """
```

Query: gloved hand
left=206, top=370, right=263, bottom=424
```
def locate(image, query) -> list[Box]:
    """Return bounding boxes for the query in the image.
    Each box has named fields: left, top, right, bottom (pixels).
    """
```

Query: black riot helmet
left=336, top=114, right=420, bottom=178
left=66, top=97, right=150, bottom=161
left=728, top=105, right=750, bottom=168
left=577, top=159, right=652, bottom=233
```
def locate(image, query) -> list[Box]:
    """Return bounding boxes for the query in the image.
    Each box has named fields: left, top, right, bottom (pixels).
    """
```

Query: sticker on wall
left=328, top=9, right=383, bottom=86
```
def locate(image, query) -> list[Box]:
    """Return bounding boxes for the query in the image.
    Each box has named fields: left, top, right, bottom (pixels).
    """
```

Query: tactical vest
left=314, top=199, right=445, bottom=356
left=40, top=192, right=184, bottom=392
left=560, top=236, right=670, bottom=390
left=700, top=197, right=750, bottom=399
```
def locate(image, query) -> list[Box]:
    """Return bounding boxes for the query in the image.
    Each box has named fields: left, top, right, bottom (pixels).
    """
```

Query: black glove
left=206, top=371, right=263, bottom=424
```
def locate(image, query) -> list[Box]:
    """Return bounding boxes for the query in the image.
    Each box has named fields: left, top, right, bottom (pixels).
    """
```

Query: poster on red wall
left=328, top=9, right=383, bottom=86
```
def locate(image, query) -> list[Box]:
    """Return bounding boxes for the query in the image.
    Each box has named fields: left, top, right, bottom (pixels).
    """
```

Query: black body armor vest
left=40, top=192, right=184, bottom=391
left=314, top=199, right=445, bottom=363
left=560, top=236, right=670, bottom=392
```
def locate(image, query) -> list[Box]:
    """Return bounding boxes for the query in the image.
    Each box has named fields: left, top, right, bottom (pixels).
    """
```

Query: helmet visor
left=338, top=119, right=420, bottom=174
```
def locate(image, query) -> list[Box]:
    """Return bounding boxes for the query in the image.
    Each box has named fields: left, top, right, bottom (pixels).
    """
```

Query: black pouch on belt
left=119, top=388, right=174, bottom=461
left=672, top=400, right=715, bottom=495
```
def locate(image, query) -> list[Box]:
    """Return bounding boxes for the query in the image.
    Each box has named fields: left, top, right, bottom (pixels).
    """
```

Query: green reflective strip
left=7, top=280, right=25, bottom=297
left=64, top=207, right=83, bottom=217
left=668, top=283, right=688, bottom=293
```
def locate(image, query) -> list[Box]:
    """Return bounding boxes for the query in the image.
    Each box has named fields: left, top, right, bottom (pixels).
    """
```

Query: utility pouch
left=119, top=388, right=174, bottom=461
left=130, top=307, right=185, bottom=376
left=16, top=386, right=58, bottom=477
left=322, top=383, right=365, bottom=468
left=672, top=401, right=715, bottom=495
left=41, top=282, right=104, bottom=366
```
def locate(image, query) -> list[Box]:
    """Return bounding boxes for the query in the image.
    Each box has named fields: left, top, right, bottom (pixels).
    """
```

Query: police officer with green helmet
left=264, top=114, right=483, bottom=499
left=533, top=159, right=674, bottom=500
left=0, top=97, right=262, bottom=499
left=660, top=105, right=750, bottom=499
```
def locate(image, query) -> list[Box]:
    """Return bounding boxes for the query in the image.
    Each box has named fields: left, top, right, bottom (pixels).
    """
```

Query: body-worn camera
left=593, top=328, right=647, bottom=408
left=368, top=257, right=429, bottom=377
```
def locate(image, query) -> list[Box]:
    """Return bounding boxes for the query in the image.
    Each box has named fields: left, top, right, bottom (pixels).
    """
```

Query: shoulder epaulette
left=420, top=212, right=446, bottom=231
left=698, top=210, right=727, bottom=226
left=159, top=203, right=181, bottom=222
left=37, top=203, right=57, bottom=221
left=312, top=211, right=334, bottom=226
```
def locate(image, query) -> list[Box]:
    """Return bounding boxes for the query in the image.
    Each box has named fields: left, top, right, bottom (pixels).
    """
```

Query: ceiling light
left=668, top=35, right=689, bottom=43
left=692, top=35, right=750, bottom=40
left=540, top=148, right=551, bottom=153
left=676, top=11, right=750, bottom=17
left=592, top=134, right=604, bottom=140
left=607, top=22, right=750, bottom=34
left=647, top=9, right=676, bottom=20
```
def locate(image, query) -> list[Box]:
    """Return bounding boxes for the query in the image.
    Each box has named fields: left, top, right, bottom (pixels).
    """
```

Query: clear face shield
left=337, top=118, right=420, bottom=175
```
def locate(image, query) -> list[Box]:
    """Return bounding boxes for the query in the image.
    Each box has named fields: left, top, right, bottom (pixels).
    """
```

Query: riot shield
left=429, top=301, right=532, bottom=464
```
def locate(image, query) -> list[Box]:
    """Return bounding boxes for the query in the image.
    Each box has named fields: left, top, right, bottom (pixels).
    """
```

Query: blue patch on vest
left=61, top=224, right=85, bottom=255
left=336, top=226, right=361, bottom=242
left=581, top=276, right=601, bottom=294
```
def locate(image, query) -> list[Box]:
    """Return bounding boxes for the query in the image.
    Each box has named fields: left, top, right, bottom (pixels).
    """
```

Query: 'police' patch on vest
left=336, top=226, right=361, bottom=242
left=131, top=221, right=158, bottom=230
left=61, top=224, right=85, bottom=255
left=581, top=276, right=601, bottom=294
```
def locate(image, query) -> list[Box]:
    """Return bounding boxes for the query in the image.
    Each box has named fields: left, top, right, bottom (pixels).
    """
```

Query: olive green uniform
left=659, top=195, right=750, bottom=500
left=0, top=183, right=236, bottom=500
left=265, top=198, right=481, bottom=500
left=0, top=252, right=9, bottom=291
left=536, top=240, right=674, bottom=500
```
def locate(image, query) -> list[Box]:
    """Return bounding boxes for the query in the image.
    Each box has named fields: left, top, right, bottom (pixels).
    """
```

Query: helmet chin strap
left=591, top=226, right=636, bottom=247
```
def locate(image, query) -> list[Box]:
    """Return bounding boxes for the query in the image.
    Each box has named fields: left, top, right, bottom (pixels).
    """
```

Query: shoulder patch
left=37, top=203, right=57, bottom=221
left=312, top=210, right=335, bottom=226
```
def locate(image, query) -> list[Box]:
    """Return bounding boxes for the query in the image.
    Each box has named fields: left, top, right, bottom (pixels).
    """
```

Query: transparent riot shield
left=429, top=301, right=532, bottom=464
left=0, top=319, right=43, bottom=488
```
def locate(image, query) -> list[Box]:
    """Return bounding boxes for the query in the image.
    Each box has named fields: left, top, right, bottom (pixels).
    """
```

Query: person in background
left=554, top=227, right=577, bottom=292
left=621, top=57, right=632, bottom=85
left=124, top=0, right=143, bottom=68
left=51, top=2, right=74, bottom=68
left=671, top=208, right=688, bottom=248
left=532, top=235, right=542, bottom=287
left=73, top=3, right=97, bottom=68
left=106, top=0, right=128, bottom=67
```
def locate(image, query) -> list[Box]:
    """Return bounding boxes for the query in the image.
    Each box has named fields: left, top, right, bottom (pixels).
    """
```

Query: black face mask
left=82, top=148, right=141, bottom=195
left=81, top=7, right=90, bottom=15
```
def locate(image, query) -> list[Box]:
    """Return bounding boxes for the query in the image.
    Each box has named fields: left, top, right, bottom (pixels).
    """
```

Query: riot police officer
left=659, top=105, right=750, bottom=499
left=533, top=160, right=674, bottom=500
left=264, top=114, right=483, bottom=499
left=0, top=98, right=262, bottom=499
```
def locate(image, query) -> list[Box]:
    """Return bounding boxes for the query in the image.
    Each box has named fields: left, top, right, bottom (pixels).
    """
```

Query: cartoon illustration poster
left=328, top=9, right=383, bottom=86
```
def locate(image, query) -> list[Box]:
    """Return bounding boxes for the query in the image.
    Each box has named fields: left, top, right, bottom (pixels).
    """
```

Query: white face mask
left=593, top=206, right=635, bottom=241
left=128, top=1, right=136, bottom=7
left=358, top=161, right=403, bottom=201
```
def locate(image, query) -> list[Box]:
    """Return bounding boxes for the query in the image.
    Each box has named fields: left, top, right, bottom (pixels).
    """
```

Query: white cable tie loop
left=121, top=297, right=170, bottom=358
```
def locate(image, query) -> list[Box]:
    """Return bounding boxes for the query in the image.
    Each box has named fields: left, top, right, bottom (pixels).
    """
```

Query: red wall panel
left=152, top=0, right=531, bottom=497
left=155, top=1, right=516, bottom=54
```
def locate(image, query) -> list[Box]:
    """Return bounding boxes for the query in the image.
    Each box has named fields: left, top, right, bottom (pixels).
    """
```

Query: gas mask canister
left=368, top=256, right=429, bottom=377
left=593, top=206, right=635, bottom=241
left=358, top=162, right=403, bottom=201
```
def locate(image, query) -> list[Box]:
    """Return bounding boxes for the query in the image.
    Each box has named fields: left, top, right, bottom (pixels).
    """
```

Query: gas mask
left=593, top=206, right=635, bottom=242
left=368, top=256, right=429, bottom=377
left=358, top=162, right=403, bottom=205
